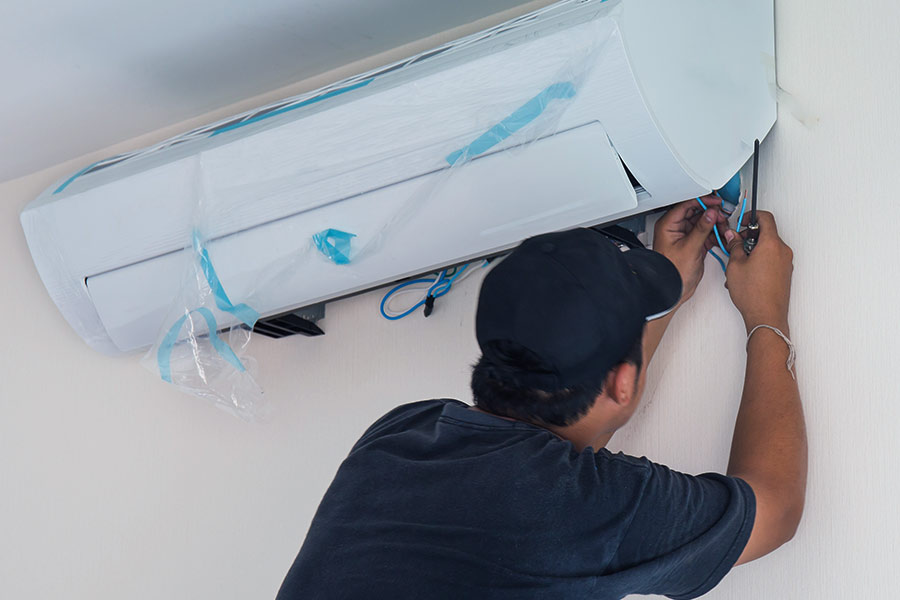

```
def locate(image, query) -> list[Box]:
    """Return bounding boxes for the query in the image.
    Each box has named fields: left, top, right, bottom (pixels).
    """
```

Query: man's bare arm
left=722, top=212, right=807, bottom=565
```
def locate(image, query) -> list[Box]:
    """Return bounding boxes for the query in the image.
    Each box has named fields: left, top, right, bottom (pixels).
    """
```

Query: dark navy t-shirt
left=278, top=400, right=755, bottom=599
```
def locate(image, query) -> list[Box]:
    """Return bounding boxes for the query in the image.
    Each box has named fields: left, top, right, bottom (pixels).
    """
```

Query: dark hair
left=471, top=334, right=643, bottom=427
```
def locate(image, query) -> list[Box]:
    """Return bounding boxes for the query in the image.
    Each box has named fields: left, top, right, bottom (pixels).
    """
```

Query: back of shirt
left=277, top=400, right=754, bottom=600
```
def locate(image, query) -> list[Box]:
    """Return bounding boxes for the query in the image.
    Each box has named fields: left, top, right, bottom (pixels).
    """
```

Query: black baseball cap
left=475, top=228, right=682, bottom=390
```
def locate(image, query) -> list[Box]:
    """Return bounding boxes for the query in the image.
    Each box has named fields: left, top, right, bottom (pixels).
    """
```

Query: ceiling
left=0, top=0, right=534, bottom=184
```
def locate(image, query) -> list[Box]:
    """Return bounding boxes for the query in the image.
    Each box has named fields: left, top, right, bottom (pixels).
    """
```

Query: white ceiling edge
left=1, top=0, right=556, bottom=186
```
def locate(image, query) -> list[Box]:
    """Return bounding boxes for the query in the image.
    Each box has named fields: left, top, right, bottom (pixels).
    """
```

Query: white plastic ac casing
left=21, top=0, right=775, bottom=355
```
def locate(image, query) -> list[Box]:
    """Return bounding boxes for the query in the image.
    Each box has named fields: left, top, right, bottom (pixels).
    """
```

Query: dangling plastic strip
left=156, top=233, right=260, bottom=383
left=157, top=308, right=245, bottom=383
left=193, top=232, right=260, bottom=326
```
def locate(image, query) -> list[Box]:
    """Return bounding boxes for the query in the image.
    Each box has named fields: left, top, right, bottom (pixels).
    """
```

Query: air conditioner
left=20, top=0, right=775, bottom=356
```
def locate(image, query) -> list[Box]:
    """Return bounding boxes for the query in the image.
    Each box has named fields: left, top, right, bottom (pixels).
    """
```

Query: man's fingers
left=740, top=210, right=777, bottom=234
left=685, top=208, right=718, bottom=252
left=698, top=194, right=723, bottom=208
left=663, top=196, right=723, bottom=228
left=723, top=227, right=746, bottom=258
left=753, top=211, right=778, bottom=239
left=659, top=198, right=702, bottom=229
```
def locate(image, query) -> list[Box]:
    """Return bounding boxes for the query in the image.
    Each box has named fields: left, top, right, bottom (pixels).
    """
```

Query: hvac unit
left=21, top=0, right=775, bottom=355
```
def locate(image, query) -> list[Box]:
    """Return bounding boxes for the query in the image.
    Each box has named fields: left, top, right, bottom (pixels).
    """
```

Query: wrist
left=743, top=314, right=790, bottom=336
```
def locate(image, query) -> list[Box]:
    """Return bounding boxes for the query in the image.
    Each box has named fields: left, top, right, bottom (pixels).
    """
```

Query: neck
left=547, top=422, right=614, bottom=453
left=471, top=405, right=614, bottom=452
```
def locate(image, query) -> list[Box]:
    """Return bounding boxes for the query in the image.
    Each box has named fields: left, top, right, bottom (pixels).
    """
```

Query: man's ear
left=604, top=362, right=640, bottom=407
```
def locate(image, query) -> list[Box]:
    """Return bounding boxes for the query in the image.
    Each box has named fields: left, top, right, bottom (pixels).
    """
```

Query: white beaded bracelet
left=747, top=325, right=796, bottom=380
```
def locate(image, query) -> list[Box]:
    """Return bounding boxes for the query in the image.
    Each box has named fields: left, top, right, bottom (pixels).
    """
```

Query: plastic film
left=21, top=0, right=624, bottom=418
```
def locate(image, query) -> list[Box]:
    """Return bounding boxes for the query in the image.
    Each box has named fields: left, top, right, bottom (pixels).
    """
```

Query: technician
left=277, top=197, right=806, bottom=599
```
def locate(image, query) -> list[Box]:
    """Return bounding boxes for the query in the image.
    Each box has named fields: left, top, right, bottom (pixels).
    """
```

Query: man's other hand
left=723, top=211, right=794, bottom=333
left=653, top=196, right=728, bottom=306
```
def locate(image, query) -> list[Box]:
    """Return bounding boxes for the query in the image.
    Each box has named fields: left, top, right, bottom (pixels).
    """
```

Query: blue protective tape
left=157, top=308, right=245, bottom=383
left=210, top=78, right=374, bottom=136
left=52, top=79, right=373, bottom=194
left=192, top=232, right=260, bottom=326
left=313, top=228, right=356, bottom=265
left=156, top=232, right=260, bottom=383
left=53, top=162, right=100, bottom=195
left=445, top=82, right=577, bottom=166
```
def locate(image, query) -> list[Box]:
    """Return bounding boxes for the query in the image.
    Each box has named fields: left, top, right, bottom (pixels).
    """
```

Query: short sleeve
left=606, top=460, right=756, bottom=599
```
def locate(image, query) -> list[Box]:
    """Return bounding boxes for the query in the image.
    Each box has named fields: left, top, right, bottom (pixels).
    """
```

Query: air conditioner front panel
left=86, top=122, right=637, bottom=352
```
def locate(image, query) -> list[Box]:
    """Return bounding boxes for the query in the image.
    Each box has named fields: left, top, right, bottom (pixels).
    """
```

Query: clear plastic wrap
left=13, top=0, right=623, bottom=418
left=134, top=4, right=623, bottom=418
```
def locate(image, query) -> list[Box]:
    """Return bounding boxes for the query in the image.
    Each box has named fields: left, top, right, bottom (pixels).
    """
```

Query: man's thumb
left=723, top=228, right=744, bottom=256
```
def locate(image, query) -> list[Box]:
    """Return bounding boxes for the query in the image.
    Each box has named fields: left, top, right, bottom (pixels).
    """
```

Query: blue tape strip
left=53, top=162, right=100, bottom=195
left=156, top=232, right=259, bottom=383
left=157, top=308, right=245, bottom=383
left=445, top=82, right=577, bottom=166
left=211, top=78, right=374, bottom=137
left=313, top=228, right=356, bottom=265
left=52, top=79, right=373, bottom=194
left=192, top=232, right=260, bottom=326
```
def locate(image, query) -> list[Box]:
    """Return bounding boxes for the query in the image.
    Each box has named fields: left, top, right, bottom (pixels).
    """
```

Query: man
left=277, top=197, right=806, bottom=599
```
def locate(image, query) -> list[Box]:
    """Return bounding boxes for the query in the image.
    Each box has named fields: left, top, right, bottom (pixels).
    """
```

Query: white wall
left=0, top=0, right=534, bottom=182
left=2, top=1, right=899, bottom=598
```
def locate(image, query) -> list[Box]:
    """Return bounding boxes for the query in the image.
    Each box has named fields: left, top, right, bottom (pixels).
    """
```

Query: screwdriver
left=744, top=139, right=760, bottom=254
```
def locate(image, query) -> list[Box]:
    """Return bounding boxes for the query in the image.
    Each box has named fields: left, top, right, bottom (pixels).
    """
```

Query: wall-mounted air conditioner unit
left=20, top=0, right=775, bottom=356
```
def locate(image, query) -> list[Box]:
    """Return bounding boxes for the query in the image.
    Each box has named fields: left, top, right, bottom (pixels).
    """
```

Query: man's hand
left=723, top=211, right=794, bottom=333
left=641, top=196, right=727, bottom=367
left=653, top=196, right=728, bottom=306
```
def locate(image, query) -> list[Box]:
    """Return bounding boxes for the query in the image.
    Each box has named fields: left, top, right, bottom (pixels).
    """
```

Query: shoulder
left=354, top=399, right=461, bottom=448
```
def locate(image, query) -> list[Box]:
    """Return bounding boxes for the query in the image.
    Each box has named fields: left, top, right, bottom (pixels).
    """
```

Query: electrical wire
left=380, top=261, right=489, bottom=320
left=736, top=191, right=748, bottom=234
left=696, top=189, right=748, bottom=273
left=696, top=196, right=730, bottom=258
